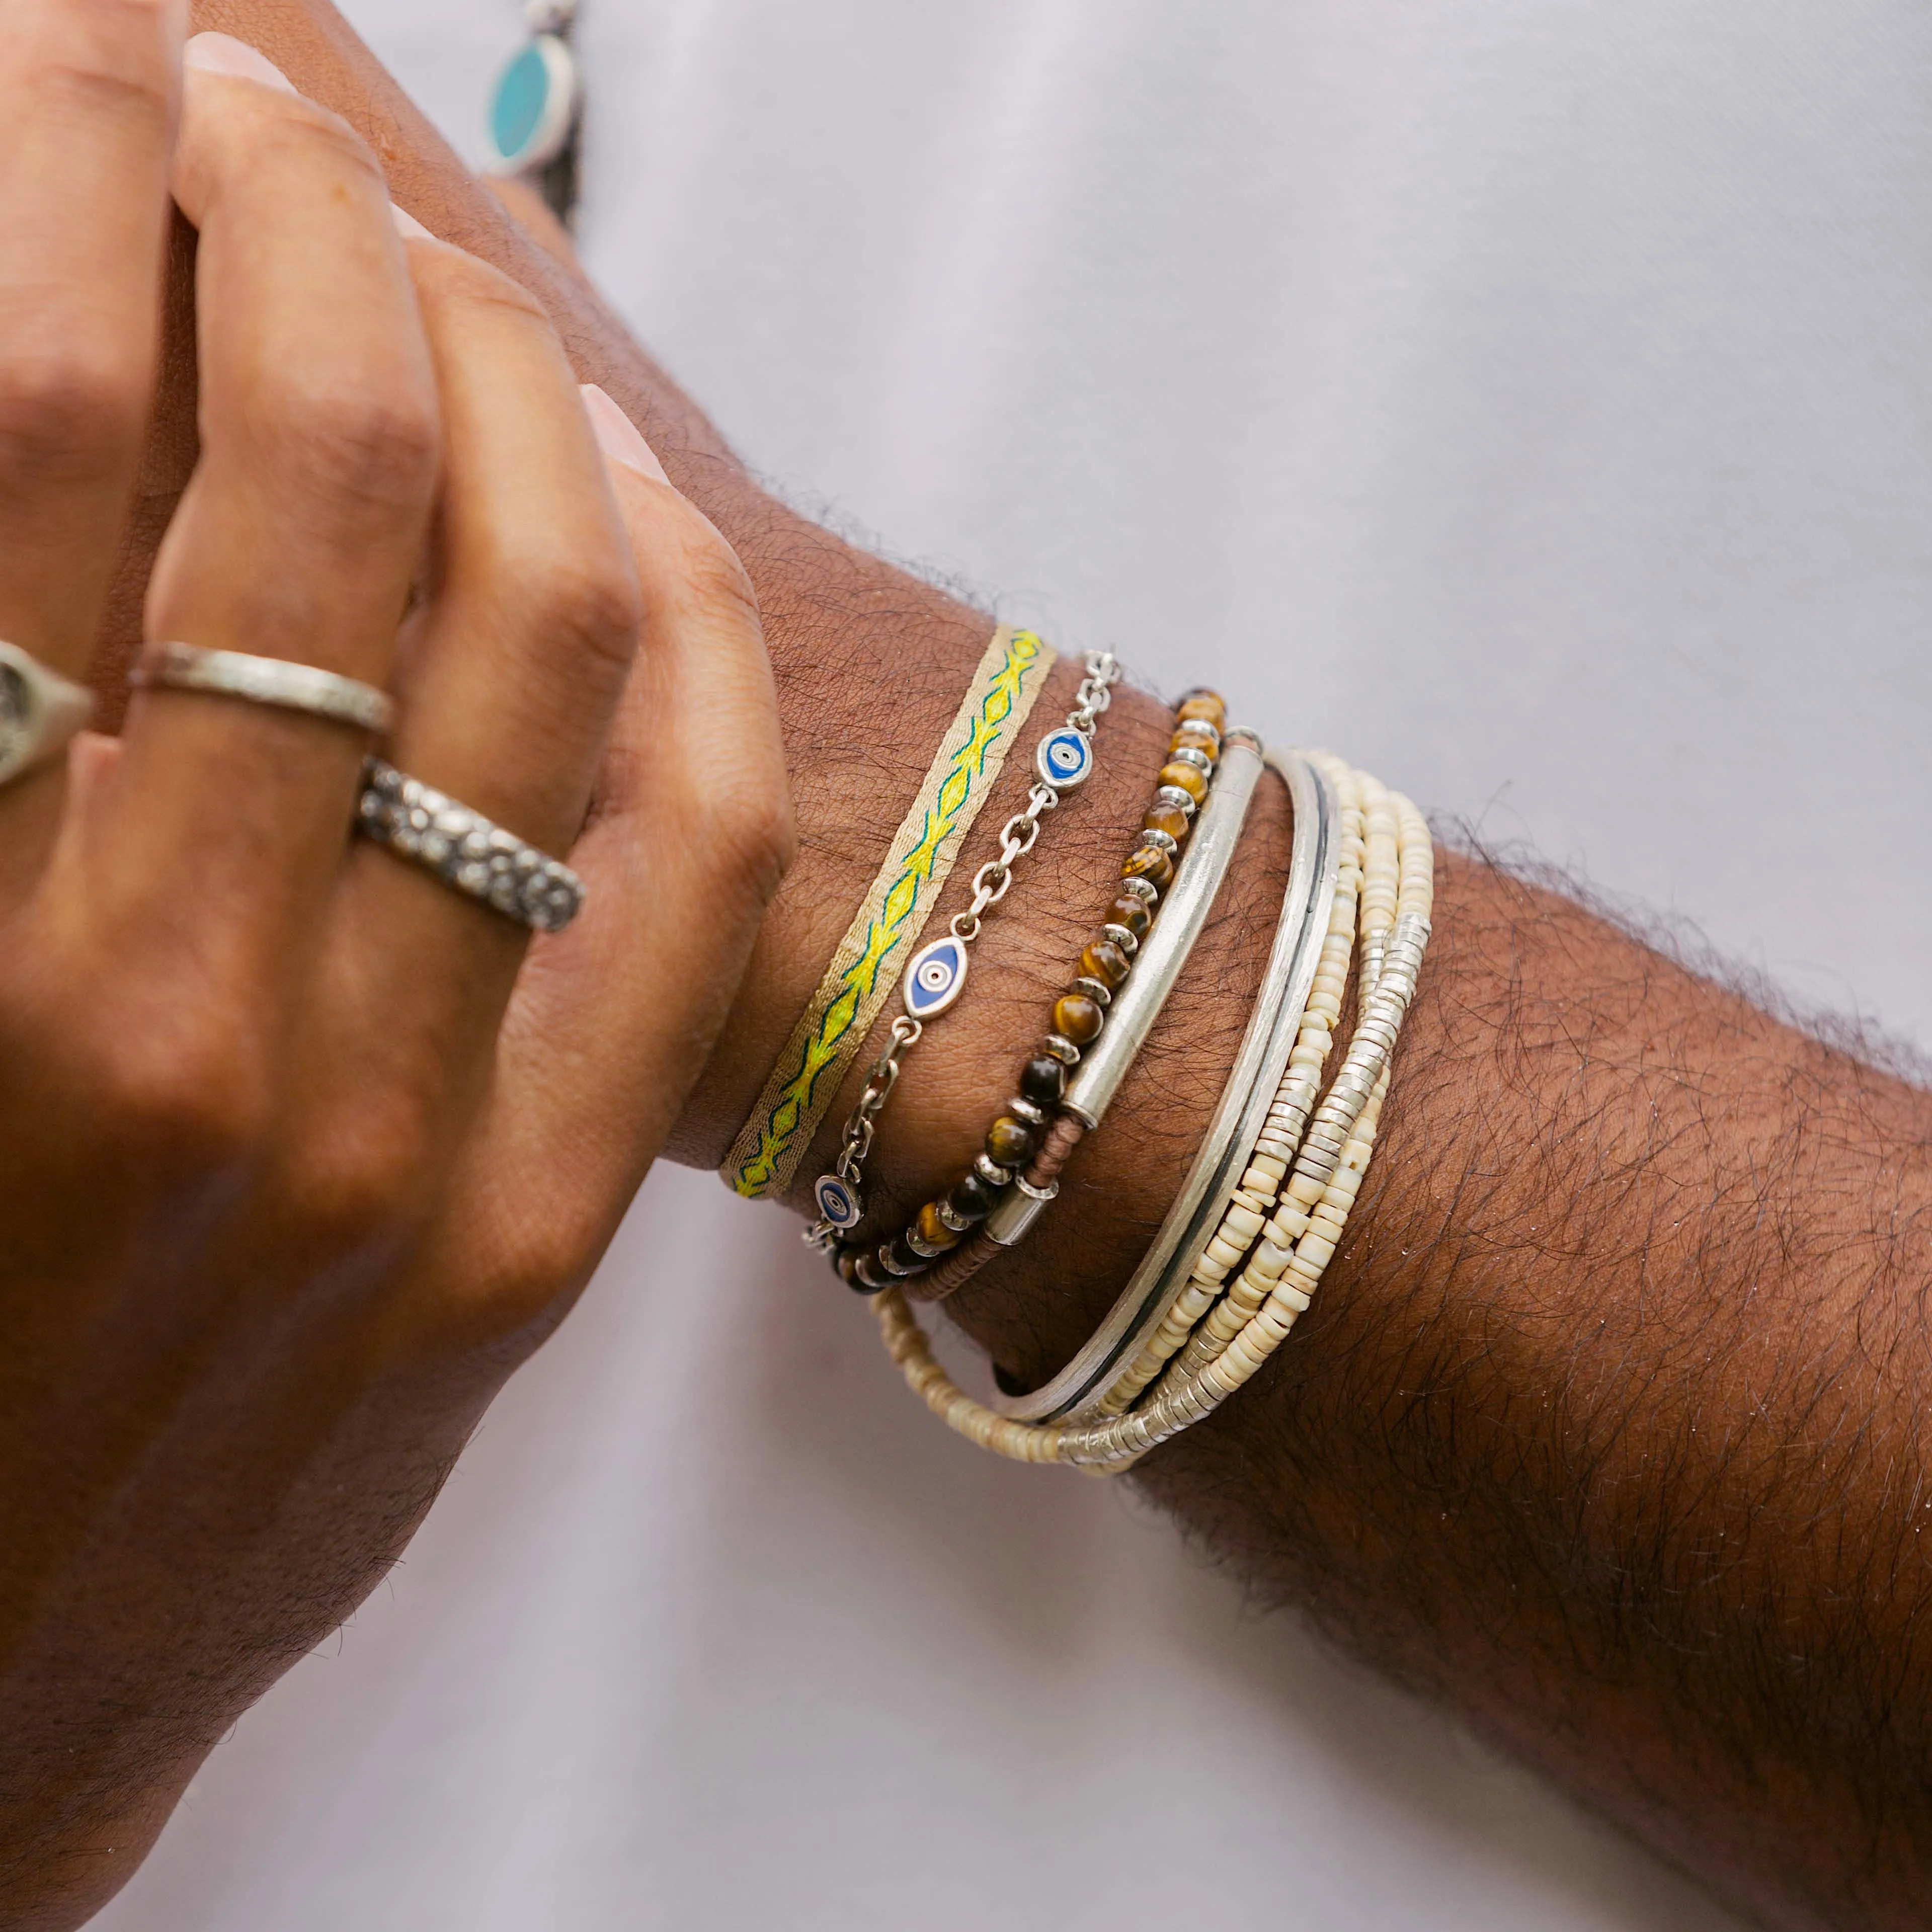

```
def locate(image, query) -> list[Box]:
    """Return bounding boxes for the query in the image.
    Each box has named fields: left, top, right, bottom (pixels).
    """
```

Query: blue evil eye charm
left=1036, top=727, right=1094, bottom=790
left=487, top=34, right=580, bottom=174
left=815, top=1174, right=864, bottom=1231
left=904, top=936, right=969, bottom=1019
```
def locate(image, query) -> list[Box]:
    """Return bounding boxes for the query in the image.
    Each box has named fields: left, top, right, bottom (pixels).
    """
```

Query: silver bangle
left=993, top=747, right=1339, bottom=1423
left=1057, top=735, right=1267, bottom=1132
left=0, top=641, right=94, bottom=787
left=133, top=641, right=395, bottom=736
left=355, top=758, right=586, bottom=933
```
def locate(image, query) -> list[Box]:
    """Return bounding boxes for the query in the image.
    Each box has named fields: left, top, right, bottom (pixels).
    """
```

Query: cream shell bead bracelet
left=870, top=750, right=1433, bottom=1472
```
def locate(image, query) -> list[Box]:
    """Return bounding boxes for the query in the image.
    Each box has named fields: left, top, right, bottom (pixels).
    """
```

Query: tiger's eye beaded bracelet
left=835, top=690, right=1231, bottom=1296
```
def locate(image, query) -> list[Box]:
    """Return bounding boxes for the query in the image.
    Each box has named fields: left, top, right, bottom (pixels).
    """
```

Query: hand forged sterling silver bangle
left=355, top=758, right=586, bottom=934
left=992, top=747, right=1339, bottom=1422
left=132, top=641, right=396, bottom=736
left=0, top=640, right=94, bottom=788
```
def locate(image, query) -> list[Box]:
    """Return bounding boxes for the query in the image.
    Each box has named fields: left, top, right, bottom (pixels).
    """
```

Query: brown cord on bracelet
left=911, top=1113, right=1087, bottom=1303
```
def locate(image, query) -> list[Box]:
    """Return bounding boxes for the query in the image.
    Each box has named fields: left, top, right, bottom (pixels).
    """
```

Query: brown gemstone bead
left=987, top=1116, right=1037, bottom=1167
left=1019, top=1055, right=1067, bottom=1106
left=1157, top=760, right=1208, bottom=804
left=916, top=1200, right=963, bottom=1251
left=948, top=1169, right=998, bottom=1221
left=1054, top=992, right=1104, bottom=1045
left=1143, top=799, right=1191, bottom=842
left=1080, top=938, right=1131, bottom=987
left=1122, top=845, right=1175, bottom=891
left=888, top=1233, right=930, bottom=1276
left=1108, top=894, right=1153, bottom=938
left=1170, top=726, right=1220, bottom=760
left=1177, top=691, right=1227, bottom=729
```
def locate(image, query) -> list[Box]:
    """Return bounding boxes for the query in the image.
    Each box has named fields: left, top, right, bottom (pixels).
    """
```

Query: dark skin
left=17, top=4, right=1929, bottom=1926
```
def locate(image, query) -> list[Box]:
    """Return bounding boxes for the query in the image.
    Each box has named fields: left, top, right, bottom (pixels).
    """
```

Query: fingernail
left=391, top=203, right=435, bottom=242
left=581, top=384, right=669, bottom=484
left=183, top=31, right=298, bottom=93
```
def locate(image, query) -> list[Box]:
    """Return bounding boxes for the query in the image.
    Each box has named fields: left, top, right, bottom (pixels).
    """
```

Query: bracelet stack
left=870, top=748, right=1433, bottom=1472
left=832, top=688, right=1237, bottom=1295
left=729, top=619, right=1435, bottom=1474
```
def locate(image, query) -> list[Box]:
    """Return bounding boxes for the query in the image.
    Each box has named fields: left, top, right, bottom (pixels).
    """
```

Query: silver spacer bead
left=1119, top=874, right=1159, bottom=905
left=854, top=1254, right=892, bottom=1292
left=1172, top=717, right=1221, bottom=750
left=936, top=1199, right=974, bottom=1234
left=1169, top=745, right=1214, bottom=775
left=1139, top=826, right=1178, bottom=857
left=1156, top=784, right=1197, bottom=816
left=1007, top=1095, right=1049, bottom=1127
left=1073, top=976, right=1114, bottom=1008
left=877, top=1243, right=927, bottom=1279
left=974, top=1152, right=1014, bottom=1187
left=1042, top=1034, right=1083, bottom=1065
left=1015, top=1175, right=1062, bottom=1202
left=1222, top=726, right=1264, bottom=754
left=905, top=1225, right=949, bottom=1260
left=1101, top=922, right=1140, bottom=956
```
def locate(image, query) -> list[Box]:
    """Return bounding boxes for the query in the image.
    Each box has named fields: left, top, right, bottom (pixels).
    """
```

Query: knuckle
left=245, top=90, right=387, bottom=192
left=0, top=339, right=147, bottom=489
left=287, top=1092, right=439, bottom=1251
left=92, top=1021, right=273, bottom=1173
left=268, top=377, right=441, bottom=522
left=414, top=245, right=548, bottom=324
left=518, top=550, right=644, bottom=679
left=40, top=3, right=175, bottom=136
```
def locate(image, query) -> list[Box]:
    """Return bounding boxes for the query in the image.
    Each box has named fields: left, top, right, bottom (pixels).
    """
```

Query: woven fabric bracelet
left=804, top=652, right=1121, bottom=1245
left=869, top=751, right=1433, bottom=1471
left=834, top=691, right=1238, bottom=1296
left=722, top=626, right=1055, bottom=1200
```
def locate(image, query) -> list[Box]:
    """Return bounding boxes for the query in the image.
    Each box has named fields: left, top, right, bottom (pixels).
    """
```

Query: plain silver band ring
left=355, top=758, right=586, bottom=934
left=133, top=641, right=395, bottom=736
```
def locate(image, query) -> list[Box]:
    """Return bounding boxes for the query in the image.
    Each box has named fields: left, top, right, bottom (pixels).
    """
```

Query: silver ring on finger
left=355, top=758, right=586, bottom=933
left=0, top=641, right=95, bottom=787
left=132, top=641, right=396, bottom=736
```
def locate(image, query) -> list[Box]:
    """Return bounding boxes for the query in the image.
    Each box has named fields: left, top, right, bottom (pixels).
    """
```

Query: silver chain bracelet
left=806, top=650, right=1120, bottom=1247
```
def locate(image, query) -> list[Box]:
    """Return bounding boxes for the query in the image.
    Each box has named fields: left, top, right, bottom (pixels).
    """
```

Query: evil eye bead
left=1036, top=727, right=1094, bottom=791
left=486, top=33, right=580, bottom=174
left=814, top=1174, right=864, bottom=1231
left=903, top=935, right=969, bottom=1019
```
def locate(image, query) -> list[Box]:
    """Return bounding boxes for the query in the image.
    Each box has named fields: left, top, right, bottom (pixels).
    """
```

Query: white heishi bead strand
left=873, top=754, right=1434, bottom=1472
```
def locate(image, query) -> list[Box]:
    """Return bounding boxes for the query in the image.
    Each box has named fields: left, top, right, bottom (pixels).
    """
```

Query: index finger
left=0, top=0, right=182, bottom=676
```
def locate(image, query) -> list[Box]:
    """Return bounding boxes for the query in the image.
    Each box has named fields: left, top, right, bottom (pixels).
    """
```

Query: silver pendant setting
left=1036, top=727, right=1094, bottom=790
left=903, top=935, right=970, bottom=1019
left=814, top=1173, right=864, bottom=1231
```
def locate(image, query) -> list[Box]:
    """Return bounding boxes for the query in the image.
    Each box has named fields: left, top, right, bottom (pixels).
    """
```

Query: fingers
left=100, top=41, right=438, bottom=969
left=325, top=240, right=642, bottom=1051
left=0, top=0, right=183, bottom=679
left=423, top=439, right=793, bottom=1335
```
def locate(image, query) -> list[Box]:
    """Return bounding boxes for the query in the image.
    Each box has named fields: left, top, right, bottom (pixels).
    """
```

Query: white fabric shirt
left=99, top=2, right=1930, bottom=1926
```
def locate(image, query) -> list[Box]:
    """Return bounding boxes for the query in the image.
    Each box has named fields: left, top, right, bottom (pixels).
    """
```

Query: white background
left=101, top=1, right=1930, bottom=1926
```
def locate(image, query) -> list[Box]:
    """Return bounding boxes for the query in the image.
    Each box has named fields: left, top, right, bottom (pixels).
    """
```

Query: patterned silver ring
left=133, top=642, right=394, bottom=736
left=0, top=640, right=94, bottom=788
left=355, top=758, right=586, bottom=933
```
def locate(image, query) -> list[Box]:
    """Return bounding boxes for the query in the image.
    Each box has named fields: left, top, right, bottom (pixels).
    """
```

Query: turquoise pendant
left=487, top=33, right=580, bottom=175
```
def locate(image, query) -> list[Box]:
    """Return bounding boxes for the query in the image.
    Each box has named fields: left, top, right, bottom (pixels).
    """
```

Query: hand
left=0, top=17, right=790, bottom=1926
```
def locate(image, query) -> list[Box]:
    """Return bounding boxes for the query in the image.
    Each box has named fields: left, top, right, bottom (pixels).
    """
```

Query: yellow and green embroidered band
left=724, top=626, right=1056, bottom=1200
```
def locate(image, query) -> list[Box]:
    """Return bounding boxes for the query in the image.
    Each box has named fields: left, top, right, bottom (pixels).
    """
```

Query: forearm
left=130, top=8, right=1932, bottom=1925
